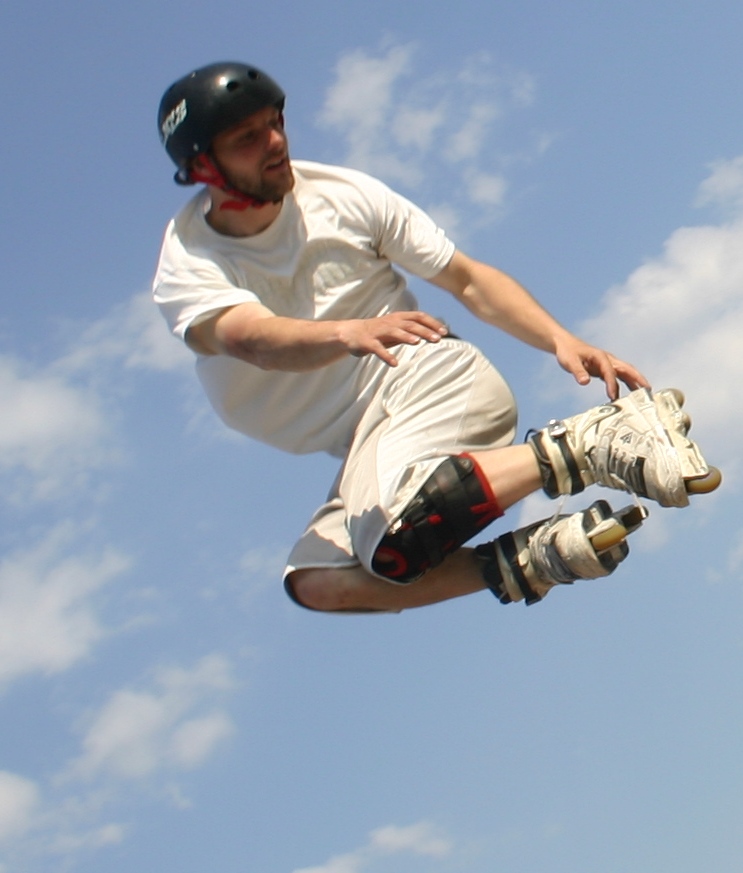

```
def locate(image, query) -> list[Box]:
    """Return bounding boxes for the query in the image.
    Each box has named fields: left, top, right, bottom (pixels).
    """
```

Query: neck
left=205, top=186, right=284, bottom=236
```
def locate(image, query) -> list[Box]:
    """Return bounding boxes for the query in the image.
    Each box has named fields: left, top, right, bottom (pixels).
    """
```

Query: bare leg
left=288, top=547, right=485, bottom=613
left=469, top=443, right=543, bottom=509
left=288, top=443, right=544, bottom=613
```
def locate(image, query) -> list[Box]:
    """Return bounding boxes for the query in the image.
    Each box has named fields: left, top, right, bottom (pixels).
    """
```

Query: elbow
left=222, top=336, right=275, bottom=370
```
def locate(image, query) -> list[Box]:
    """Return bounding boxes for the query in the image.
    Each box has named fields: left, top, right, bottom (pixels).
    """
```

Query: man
left=153, top=62, right=719, bottom=613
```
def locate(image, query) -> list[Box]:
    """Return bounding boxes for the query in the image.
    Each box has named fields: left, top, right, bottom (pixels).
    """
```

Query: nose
left=268, top=124, right=286, bottom=150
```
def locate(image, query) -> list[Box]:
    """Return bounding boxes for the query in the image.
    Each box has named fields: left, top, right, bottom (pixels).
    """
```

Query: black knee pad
left=371, top=454, right=503, bottom=583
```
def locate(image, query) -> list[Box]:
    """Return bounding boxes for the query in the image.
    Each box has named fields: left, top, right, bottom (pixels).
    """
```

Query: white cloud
left=0, top=785, right=127, bottom=870
left=318, top=44, right=419, bottom=187
left=292, top=821, right=453, bottom=873
left=49, top=822, right=126, bottom=856
left=0, top=772, right=40, bottom=843
left=296, top=854, right=361, bottom=873
left=0, top=355, right=116, bottom=502
left=0, top=658, right=234, bottom=868
left=369, top=821, right=452, bottom=856
left=542, top=155, right=743, bottom=479
left=523, top=156, right=743, bottom=577
left=0, top=291, right=191, bottom=505
left=319, top=44, right=414, bottom=140
left=0, top=524, right=129, bottom=684
left=392, top=105, right=446, bottom=151
left=444, top=102, right=500, bottom=163
left=695, top=154, right=743, bottom=214
left=0, top=287, right=222, bottom=866
left=58, top=291, right=192, bottom=376
left=65, top=654, right=236, bottom=783
left=317, top=43, right=544, bottom=237
left=169, top=712, right=235, bottom=769
left=466, top=170, right=508, bottom=208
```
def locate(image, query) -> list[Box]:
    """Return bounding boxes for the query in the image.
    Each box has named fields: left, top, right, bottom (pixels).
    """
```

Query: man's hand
left=431, top=253, right=649, bottom=399
left=554, top=336, right=650, bottom=400
left=338, top=311, right=449, bottom=366
left=189, top=304, right=450, bottom=370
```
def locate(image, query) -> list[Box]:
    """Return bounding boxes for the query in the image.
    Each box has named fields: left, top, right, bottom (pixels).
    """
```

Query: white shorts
left=284, top=338, right=517, bottom=581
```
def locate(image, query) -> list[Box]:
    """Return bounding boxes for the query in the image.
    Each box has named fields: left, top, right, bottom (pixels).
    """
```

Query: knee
left=371, top=454, right=503, bottom=583
left=285, top=567, right=395, bottom=614
left=285, top=567, right=355, bottom=612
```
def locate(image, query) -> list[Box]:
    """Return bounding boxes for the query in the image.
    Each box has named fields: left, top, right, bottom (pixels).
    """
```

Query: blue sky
left=1, top=1, right=743, bottom=871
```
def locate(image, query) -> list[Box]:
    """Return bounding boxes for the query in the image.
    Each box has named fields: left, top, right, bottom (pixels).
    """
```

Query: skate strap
left=475, top=539, right=540, bottom=606
left=547, top=422, right=585, bottom=495
left=528, top=429, right=585, bottom=498
left=474, top=542, right=512, bottom=603
left=498, top=533, right=542, bottom=605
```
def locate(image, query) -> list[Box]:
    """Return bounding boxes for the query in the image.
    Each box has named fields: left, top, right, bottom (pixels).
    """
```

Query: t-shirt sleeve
left=364, top=177, right=456, bottom=279
left=152, top=219, right=259, bottom=346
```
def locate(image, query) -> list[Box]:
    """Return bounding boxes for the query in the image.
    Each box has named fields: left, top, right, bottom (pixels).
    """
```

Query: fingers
left=373, top=344, right=400, bottom=366
left=371, top=313, right=447, bottom=365
left=611, top=357, right=651, bottom=392
left=568, top=355, right=618, bottom=400
left=394, top=311, right=449, bottom=344
left=559, top=341, right=649, bottom=400
left=591, top=352, right=620, bottom=400
left=600, top=353, right=651, bottom=398
left=343, top=311, right=448, bottom=366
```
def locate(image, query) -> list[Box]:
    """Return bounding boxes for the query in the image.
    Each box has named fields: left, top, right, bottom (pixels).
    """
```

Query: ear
left=175, top=154, right=210, bottom=185
left=188, top=154, right=225, bottom=188
left=191, top=153, right=211, bottom=173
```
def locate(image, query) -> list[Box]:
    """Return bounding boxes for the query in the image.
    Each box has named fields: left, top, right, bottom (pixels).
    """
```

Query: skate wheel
left=614, top=504, right=648, bottom=533
left=590, top=522, right=628, bottom=553
left=685, top=466, right=722, bottom=495
left=663, top=387, right=685, bottom=406
left=677, top=411, right=692, bottom=435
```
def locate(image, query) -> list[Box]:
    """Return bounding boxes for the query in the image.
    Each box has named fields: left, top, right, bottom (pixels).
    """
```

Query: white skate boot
left=528, top=388, right=721, bottom=508
left=475, top=500, right=647, bottom=605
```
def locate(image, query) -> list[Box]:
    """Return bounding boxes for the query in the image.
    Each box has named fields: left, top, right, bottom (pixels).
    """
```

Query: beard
left=221, top=155, right=295, bottom=205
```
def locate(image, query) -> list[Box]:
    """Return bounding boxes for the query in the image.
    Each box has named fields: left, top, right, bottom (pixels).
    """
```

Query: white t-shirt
left=153, top=160, right=456, bottom=457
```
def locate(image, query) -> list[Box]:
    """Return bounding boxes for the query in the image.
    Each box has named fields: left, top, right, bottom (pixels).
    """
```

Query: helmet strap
left=188, top=154, right=269, bottom=211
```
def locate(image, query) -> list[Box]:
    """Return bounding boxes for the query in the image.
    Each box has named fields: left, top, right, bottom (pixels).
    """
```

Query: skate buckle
left=547, top=419, right=568, bottom=439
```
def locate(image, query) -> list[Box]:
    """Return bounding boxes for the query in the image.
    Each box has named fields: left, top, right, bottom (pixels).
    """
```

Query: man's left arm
left=430, top=250, right=649, bottom=400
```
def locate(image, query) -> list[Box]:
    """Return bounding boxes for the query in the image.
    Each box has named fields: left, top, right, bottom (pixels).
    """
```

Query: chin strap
left=188, top=154, right=269, bottom=211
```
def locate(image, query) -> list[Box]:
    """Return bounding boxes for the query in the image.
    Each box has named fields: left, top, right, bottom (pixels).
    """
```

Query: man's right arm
left=186, top=301, right=449, bottom=371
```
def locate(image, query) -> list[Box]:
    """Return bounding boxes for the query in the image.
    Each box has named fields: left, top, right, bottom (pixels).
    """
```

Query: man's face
left=209, top=106, right=294, bottom=203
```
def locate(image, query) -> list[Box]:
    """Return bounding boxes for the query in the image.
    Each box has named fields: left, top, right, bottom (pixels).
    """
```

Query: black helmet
left=158, top=61, right=286, bottom=184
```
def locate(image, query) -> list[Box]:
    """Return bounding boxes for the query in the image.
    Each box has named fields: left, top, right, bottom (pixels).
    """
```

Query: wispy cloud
left=521, top=156, right=743, bottom=578
left=574, top=155, right=743, bottom=474
left=0, top=355, right=117, bottom=503
left=64, top=654, right=236, bottom=783
left=0, top=655, right=236, bottom=870
left=695, top=154, right=743, bottom=215
left=0, top=773, right=40, bottom=844
left=317, top=43, right=544, bottom=242
left=57, top=291, right=192, bottom=376
left=0, top=291, right=191, bottom=507
left=292, top=821, right=453, bottom=873
left=319, top=44, right=417, bottom=182
left=0, top=523, right=129, bottom=684
left=0, top=287, right=231, bottom=868
left=0, top=286, right=197, bottom=682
